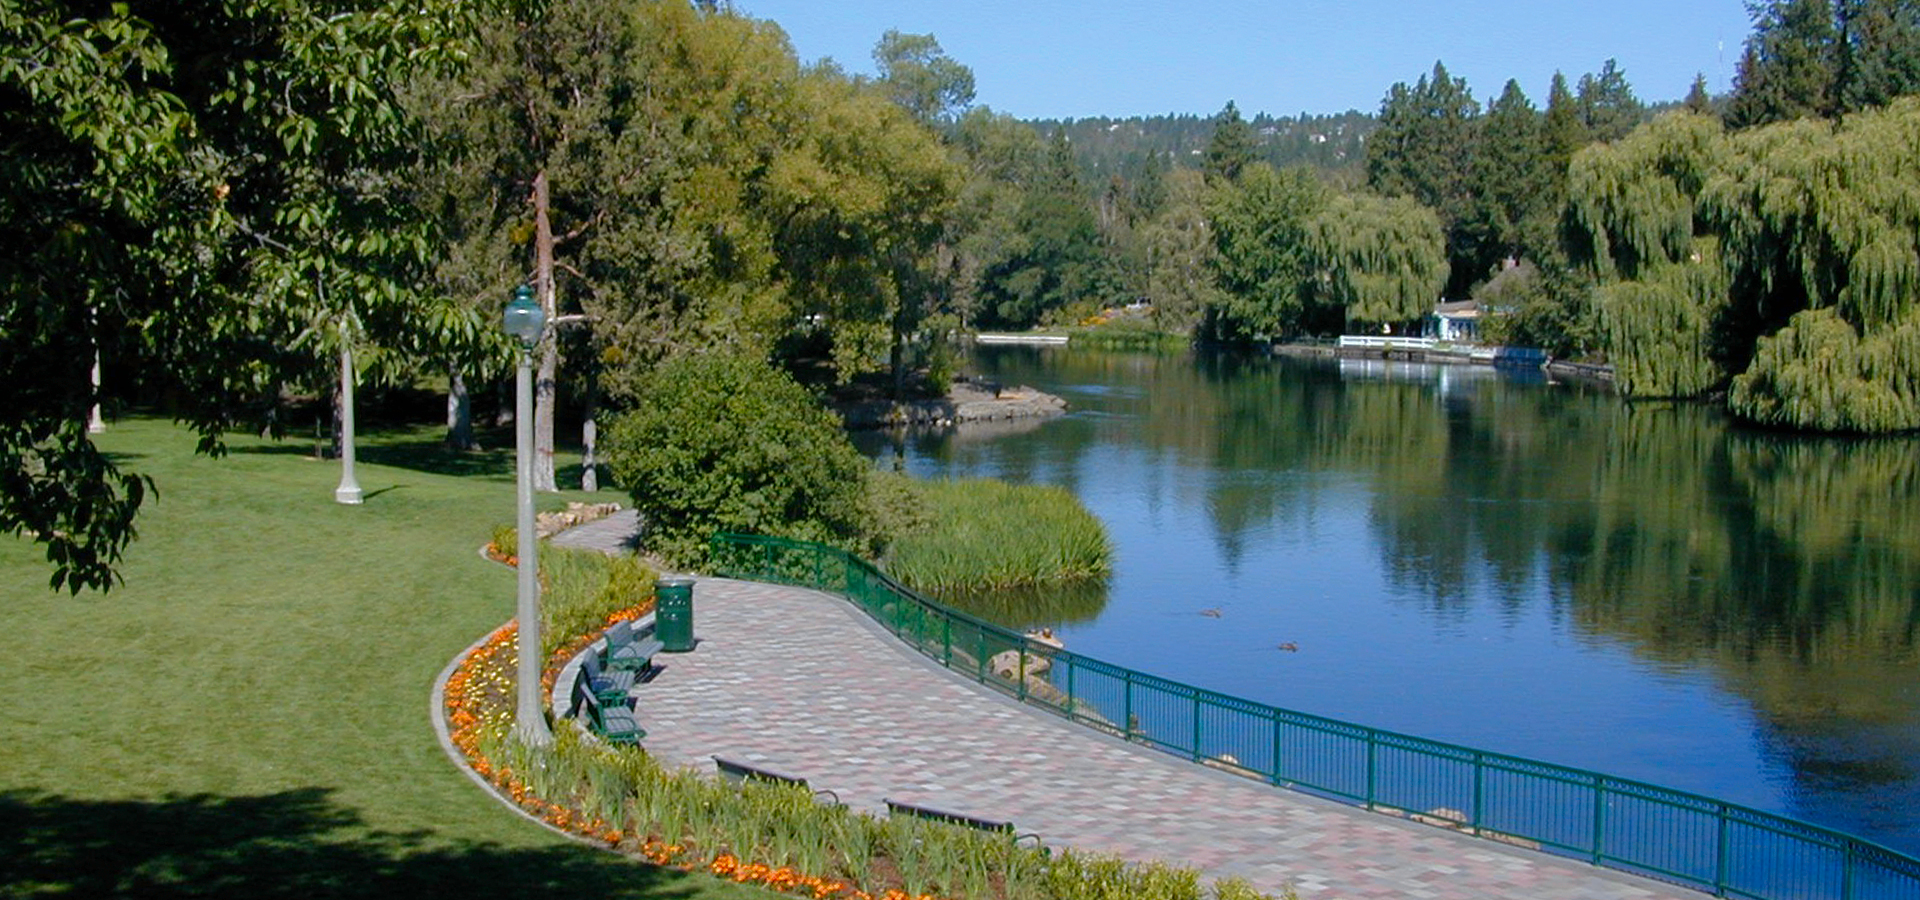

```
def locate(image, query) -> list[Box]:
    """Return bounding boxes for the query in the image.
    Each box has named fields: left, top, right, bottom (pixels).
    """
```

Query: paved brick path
left=547, top=508, right=641, bottom=555
left=626, top=576, right=1698, bottom=900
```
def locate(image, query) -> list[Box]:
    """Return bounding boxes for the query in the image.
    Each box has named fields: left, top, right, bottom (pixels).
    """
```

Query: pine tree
left=1472, top=79, right=1553, bottom=262
left=1542, top=73, right=1590, bottom=173
left=1365, top=61, right=1482, bottom=294
left=1203, top=101, right=1257, bottom=185
left=1685, top=73, right=1717, bottom=115
left=1729, top=0, right=1842, bottom=126
left=1575, top=59, right=1647, bottom=141
left=1839, top=0, right=1920, bottom=111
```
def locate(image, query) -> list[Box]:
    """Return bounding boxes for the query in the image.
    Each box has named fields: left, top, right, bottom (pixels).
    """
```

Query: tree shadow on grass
left=0, top=788, right=706, bottom=899
left=230, top=436, right=515, bottom=482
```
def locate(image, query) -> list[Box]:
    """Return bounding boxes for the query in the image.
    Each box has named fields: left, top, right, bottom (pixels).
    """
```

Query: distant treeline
left=1028, top=111, right=1377, bottom=181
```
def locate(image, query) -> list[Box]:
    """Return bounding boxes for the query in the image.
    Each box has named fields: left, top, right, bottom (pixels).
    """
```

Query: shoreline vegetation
left=876, top=475, right=1113, bottom=596
left=604, top=351, right=1116, bottom=596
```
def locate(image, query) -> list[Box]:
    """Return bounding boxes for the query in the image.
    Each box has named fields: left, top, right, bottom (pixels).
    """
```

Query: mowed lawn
left=0, top=418, right=769, bottom=899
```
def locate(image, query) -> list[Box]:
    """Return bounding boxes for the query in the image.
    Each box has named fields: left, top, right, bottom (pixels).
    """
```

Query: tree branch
left=554, top=209, right=606, bottom=247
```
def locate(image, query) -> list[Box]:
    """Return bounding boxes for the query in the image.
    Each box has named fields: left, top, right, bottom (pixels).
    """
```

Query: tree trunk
left=890, top=311, right=908, bottom=401
left=493, top=378, right=513, bottom=426
left=532, top=169, right=559, bottom=492
left=580, top=357, right=598, bottom=491
left=330, top=381, right=345, bottom=460
left=446, top=369, right=474, bottom=450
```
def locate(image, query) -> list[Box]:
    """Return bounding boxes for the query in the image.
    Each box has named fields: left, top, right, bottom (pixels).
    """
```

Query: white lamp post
left=504, top=284, right=552, bottom=747
left=334, top=339, right=363, bottom=505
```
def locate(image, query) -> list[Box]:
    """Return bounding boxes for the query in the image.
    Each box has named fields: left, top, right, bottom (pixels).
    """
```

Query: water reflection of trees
left=1306, top=361, right=1920, bottom=843
left=931, top=577, right=1111, bottom=631
left=975, top=347, right=1920, bottom=845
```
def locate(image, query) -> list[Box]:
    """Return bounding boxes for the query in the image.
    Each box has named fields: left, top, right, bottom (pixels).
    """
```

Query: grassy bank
left=880, top=477, right=1112, bottom=594
left=0, top=418, right=769, bottom=899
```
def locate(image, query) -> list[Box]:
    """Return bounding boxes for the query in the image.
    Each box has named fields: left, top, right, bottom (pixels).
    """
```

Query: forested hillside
left=1031, top=110, right=1376, bottom=182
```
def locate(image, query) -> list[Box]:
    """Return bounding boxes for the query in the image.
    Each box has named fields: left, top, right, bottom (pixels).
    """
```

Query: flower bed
left=444, top=550, right=1286, bottom=900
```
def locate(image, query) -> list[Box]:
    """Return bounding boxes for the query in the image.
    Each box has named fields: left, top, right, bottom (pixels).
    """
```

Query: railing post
left=1123, top=671, right=1135, bottom=740
left=1842, top=841, right=1855, bottom=900
left=1472, top=751, right=1484, bottom=833
left=1192, top=692, right=1203, bottom=762
left=1715, top=803, right=1730, bottom=898
left=1271, top=710, right=1284, bottom=785
left=942, top=615, right=952, bottom=668
left=811, top=545, right=821, bottom=588
left=975, top=626, right=987, bottom=683
left=1592, top=774, right=1607, bottom=865
left=1065, top=656, right=1076, bottom=719
left=1017, top=638, right=1028, bottom=702
left=1365, top=729, right=1378, bottom=810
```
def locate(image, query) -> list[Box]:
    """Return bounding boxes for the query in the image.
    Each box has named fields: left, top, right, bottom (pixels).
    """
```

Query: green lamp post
left=504, top=284, right=552, bottom=747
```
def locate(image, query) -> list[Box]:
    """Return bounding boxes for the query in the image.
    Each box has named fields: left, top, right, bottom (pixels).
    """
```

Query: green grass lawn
left=0, top=417, right=771, bottom=899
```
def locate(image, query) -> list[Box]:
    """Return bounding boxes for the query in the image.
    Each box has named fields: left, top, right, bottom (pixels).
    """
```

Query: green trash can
left=654, top=576, right=695, bottom=652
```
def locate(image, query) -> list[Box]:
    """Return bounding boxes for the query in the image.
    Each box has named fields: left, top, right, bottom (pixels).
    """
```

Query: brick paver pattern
left=628, top=576, right=1700, bottom=900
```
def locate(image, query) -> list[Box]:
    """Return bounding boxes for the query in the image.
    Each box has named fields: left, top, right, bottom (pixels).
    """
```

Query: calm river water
left=852, top=346, right=1920, bottom=855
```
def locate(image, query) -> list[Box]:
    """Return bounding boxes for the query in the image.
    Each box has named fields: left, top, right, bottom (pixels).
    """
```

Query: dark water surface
left=852, top=347, right=1920, bottom=855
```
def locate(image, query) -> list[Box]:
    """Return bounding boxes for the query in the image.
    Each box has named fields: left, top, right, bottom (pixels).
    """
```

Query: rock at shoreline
left=835, top=378, right=1066, bottom=430
left=534, top=501, right=622, bottom=538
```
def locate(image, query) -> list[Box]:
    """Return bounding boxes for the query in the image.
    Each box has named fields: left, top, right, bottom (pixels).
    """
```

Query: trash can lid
left=655, top=575, right=696, bottom=587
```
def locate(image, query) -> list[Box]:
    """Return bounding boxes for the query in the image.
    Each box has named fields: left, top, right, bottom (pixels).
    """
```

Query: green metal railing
left=710, top=533, right=1920, bottom=900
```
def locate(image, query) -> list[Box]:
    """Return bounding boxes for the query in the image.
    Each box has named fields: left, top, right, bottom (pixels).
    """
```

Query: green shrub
left=883, top=478, right=1112, bottom=593
left=863, top=469, right=931, bottom=550
left=602, top=352, right=873, bottom=567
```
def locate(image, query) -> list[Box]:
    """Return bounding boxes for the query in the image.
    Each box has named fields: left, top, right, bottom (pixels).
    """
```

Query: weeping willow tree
left=1567, top=112, right=1734, bottom=396
left=1306, top=192, right=1449, bottom=328
left=1569, top=100, right=1920, bottom=431
left=1730, top=308, right=1920, bottom=430
left=1594, top=237, right=1734, bottom=396
left=1708, top=98, right=1920, bottom=431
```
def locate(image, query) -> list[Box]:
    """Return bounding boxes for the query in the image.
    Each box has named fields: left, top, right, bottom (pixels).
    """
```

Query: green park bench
left=603, top=619, right=664, bottom=675
left=712, top=756, right=841, bottom=805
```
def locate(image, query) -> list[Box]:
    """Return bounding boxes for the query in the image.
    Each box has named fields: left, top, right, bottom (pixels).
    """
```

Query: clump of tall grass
left=537, top=544, right=656, bottom=656
left=1073, top=316, right=1189, bottom=351
left=881, top=476, right=1112, bottom=593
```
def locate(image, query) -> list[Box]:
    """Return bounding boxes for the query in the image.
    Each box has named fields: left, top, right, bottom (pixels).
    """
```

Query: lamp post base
left=334, top=484, right=364, bottom=505
left=514, top=717, right=554, bottom=749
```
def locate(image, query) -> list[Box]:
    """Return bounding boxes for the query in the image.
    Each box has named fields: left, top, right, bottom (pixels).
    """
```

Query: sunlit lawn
left=0, top=417, right=770, bottom=899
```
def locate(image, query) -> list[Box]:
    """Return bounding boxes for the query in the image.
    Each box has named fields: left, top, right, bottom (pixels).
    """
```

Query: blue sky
left=732, top=1, right=1757, bottom=119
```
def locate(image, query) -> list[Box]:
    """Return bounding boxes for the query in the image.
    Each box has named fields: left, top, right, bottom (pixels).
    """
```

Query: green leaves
left=1, top=1, right=481, bottom=591
left=1307, top=192, right=1448, bottom=327
left=601, top=352, right=873, bottom=567
left=1567, top=97, right=1920, bottom=430
left=1204, top=163, right=1325, bottom=340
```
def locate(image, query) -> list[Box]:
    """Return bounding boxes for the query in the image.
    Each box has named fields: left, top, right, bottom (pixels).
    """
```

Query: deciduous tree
left=2, top=0, right=474, bottom=591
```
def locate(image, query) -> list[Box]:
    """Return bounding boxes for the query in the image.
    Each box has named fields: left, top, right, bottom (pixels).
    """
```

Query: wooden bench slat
left=884, top=798, right=1014, bottom=833
left=713, top=756, right=842, bottom=804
